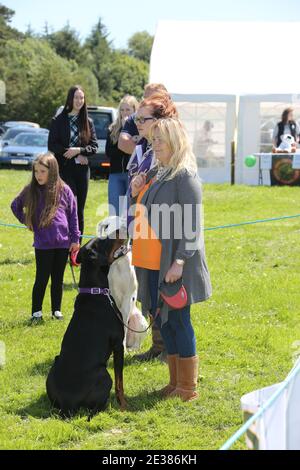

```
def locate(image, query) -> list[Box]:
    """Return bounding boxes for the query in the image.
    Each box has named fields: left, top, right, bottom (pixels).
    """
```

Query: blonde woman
left=130, top=118, right=212, bottom=401
left=106, top=95, right=139, bottom=215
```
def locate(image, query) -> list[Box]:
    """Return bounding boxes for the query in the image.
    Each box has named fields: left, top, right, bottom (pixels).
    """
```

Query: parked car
left=87, top=106, right=117, bottom=178
left=3, top=121, right=40, bottom=130
left=0, top=123, right=5, bottom=137
left=0, top=126, right=48, bottom=149
left=0, top=132, right=48, bottom=169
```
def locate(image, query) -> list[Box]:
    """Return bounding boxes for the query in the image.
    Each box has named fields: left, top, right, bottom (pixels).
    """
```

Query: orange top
left=132, top=180, right=162, bottom=270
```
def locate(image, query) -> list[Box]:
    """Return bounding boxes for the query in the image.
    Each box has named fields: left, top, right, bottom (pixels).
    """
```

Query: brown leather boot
left=133, top=322, right=165, bottom=362
left=158, top=354, right=178, bottom=397
left=169, top=356, right=199, bottom=401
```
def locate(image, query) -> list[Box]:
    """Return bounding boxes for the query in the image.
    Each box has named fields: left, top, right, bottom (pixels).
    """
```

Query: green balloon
left=245, top=155, right=257, bottom=168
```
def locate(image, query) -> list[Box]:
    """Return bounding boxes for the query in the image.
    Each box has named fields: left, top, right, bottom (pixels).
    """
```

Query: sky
left=5, top=0, right=300, bottom=48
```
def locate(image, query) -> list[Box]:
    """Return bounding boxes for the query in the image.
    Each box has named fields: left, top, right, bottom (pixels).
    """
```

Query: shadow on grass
left=15, top=388, right=161, bottom=421
left=29, top=358, right=53, bottom=377
left=16, top=393, right=54, bottom=420
left=0, top=317, right=47, bottom=331
left=0, top=258, right=32, bottom=266
left=110, top=389, right=162, bottom=412
left=63, top=283, right=78, bottom=292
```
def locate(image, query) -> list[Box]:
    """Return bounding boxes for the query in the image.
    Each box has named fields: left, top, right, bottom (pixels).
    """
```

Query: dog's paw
left=118, top=397, right=128, bottom=411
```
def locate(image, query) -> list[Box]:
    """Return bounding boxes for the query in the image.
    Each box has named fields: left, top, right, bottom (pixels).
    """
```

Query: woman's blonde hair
left=149, top=118, right=198, bottom=180
left=109, top=95, right=139, bottom=144
left=23, top=152, right=64, bottom=230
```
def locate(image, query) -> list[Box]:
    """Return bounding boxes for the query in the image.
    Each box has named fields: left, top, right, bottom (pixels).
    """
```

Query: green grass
left=1, top=168, right=300, bottom=450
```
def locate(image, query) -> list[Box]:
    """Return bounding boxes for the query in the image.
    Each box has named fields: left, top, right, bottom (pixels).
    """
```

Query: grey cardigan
left=131, top=167, right=212, bottom=325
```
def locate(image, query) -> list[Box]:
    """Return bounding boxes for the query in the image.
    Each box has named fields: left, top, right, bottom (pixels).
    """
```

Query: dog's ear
left=77, top=238, right=109, bottom=266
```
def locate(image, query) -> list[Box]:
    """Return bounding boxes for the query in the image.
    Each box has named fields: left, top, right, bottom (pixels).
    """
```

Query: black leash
left=106, top=290, right=161, bottom=335
left=68, top=250, right=161, bottom=334
left=69, top=259, right=79, bottom=291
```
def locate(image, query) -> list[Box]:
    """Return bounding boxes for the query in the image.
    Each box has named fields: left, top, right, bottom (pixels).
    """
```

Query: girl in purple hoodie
left=11, top=152, right=80, bottom=322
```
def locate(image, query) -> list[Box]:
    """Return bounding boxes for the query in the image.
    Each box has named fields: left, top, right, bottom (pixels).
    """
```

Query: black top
left=105, top=129, right=130, bottom=174
left=48, top=111, right=98, bottom=171
left=121, top=114, right=138, bottom=137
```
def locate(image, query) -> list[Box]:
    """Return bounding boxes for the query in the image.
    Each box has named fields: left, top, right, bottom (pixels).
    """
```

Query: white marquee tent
left=150, top=20, right=300, bottom=184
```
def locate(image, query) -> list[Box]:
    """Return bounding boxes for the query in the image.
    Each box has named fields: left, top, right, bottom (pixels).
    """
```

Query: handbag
left=159, top=278, right=188, bottom=310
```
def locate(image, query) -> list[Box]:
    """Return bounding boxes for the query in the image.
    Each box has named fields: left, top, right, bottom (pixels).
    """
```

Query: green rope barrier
left=1, top=213, right=300, bottom=238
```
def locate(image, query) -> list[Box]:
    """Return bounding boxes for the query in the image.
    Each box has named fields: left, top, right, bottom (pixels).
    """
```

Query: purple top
left=11, top=184, right=80, bottom=250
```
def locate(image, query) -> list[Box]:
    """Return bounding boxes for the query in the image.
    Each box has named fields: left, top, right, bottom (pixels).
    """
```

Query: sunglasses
left=134, top=116, right=155, bottom=125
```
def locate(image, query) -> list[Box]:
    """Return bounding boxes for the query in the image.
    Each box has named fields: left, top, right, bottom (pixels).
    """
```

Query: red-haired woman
left=48, top=85, right=98, bottom=239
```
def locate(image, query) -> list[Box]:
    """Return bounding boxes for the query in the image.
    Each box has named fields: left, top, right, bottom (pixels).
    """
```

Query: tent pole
left=231, top=140, right=235, bottom=185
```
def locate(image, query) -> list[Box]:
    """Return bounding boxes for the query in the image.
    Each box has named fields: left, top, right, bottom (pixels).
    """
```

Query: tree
left=0, top=3, right=23, bottom=42
left=0, top=38, right=99, bottom=127
left=109, top=51, right=149, bottom=103
left=127, top=31, right=154, bottom=63
left=46, top=23, right=82, bottom=62
left=83, top=18, right=113, bottom=98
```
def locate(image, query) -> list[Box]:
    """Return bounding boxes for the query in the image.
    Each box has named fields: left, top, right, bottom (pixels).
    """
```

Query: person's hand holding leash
left=131, top=172, right=147, bottom=197
left=69, top=243, right=80, bottom=253
left=165, top=261, right=184, bottom=283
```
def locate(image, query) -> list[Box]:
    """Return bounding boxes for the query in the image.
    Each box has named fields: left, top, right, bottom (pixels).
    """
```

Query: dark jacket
left=48, top=111, right=98, bottom=171
left=276, top=121, right=297, bottom=147
left=105, top=129, right=130, bottom=174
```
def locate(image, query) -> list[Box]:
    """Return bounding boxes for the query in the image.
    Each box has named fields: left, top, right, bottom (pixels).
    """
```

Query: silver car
left=0, top=132, right=49, bottom=168
left=0, top=126, right=48, bottom=149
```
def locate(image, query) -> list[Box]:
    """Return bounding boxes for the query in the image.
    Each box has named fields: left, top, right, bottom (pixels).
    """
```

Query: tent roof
left=150, top=20, right=300, bottom=96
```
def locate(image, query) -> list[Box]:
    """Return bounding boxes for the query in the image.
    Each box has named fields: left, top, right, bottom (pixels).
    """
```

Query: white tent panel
left=150, top=20, right=300, bottom=96
left=171, top=94, right=236, bottom=183
left=150, top=20, right=300, bottom=184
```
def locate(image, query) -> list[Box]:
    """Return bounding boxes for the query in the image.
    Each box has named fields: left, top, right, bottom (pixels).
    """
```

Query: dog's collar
left=113, top=245, right=131, bottom=261
left=79, top=287, right=110, bottom=296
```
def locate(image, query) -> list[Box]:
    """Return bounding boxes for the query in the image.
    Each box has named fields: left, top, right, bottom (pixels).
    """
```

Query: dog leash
left=68, top=245, right=160, bottom=334
left=106, top=291, right=160, bottom=335
left=69, top=258, right=79, bottom=291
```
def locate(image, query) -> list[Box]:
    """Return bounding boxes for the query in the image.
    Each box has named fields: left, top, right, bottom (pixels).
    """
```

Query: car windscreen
left=3, top=128, right=35, bottom=140
left=88, top=112, right=112, bottom=140
left=13, top=133, right=48, bottom=147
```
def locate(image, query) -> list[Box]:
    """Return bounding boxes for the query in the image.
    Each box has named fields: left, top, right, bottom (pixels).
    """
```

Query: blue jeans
left=108, top=173, right=129, bottom=216
left=148, top=269, right=196, bottom=358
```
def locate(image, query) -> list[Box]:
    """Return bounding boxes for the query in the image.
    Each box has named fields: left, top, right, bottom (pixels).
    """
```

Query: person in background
left=130, top=118, right=212, bottom=401
left=272, top=107, right=300, bottom=149
left=118, top=83, right=169, bottom=156
left=48, top=85, right=98, bottom=239
left=106, top=95, right=139, bottom=216
left=11, top=153, right=80, bottom=322
left=125, top=93, right=178, bottom=363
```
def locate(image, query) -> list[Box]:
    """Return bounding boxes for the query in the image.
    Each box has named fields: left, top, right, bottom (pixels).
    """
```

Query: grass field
left=1, top=168, right=300, bottom=450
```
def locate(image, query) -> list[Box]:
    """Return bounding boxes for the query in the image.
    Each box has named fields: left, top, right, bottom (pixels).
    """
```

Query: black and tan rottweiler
left=46, top=236, right=127, bottom=417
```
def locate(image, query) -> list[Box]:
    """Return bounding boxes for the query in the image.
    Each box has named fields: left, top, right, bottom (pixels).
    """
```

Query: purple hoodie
left=11, top=184, right=80, bottom=250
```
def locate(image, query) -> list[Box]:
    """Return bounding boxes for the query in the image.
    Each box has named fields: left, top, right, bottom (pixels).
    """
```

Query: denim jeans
left=148, top=269, right=196, bottom=357
left=108, top=172, right=129, bottom=216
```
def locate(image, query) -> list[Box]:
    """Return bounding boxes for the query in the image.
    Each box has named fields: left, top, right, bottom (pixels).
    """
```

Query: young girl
left=11, top=152, right=80, bottom=322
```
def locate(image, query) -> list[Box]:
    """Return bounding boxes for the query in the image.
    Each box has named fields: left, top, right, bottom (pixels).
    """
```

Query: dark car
left=87, top=106, right=117, bottom=178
